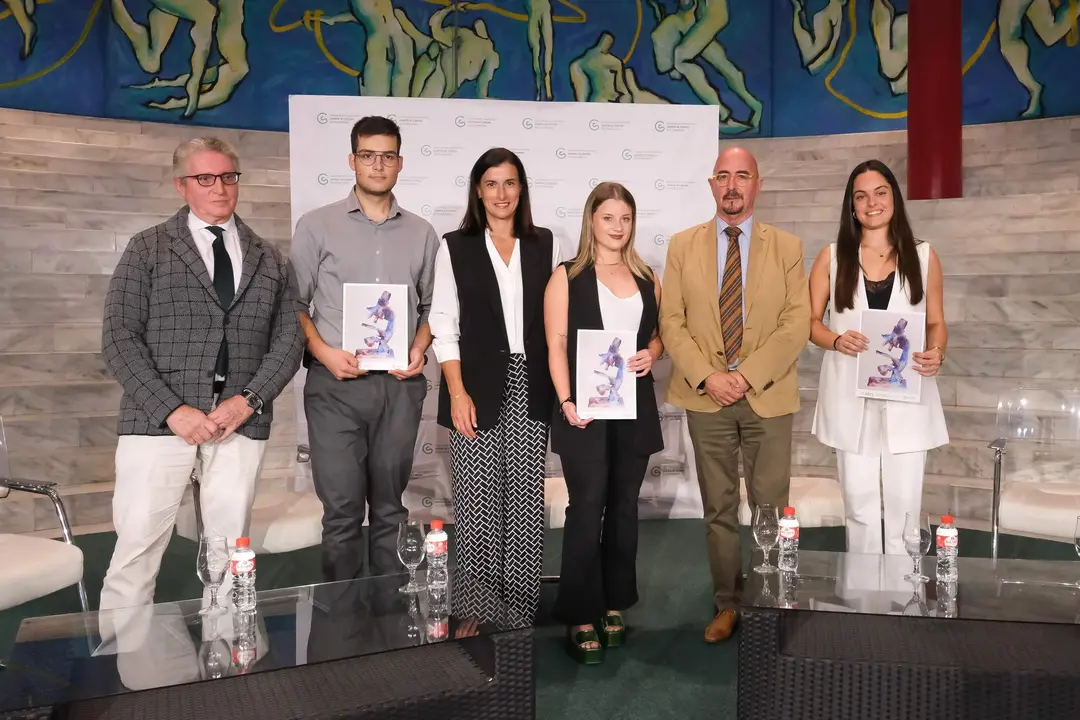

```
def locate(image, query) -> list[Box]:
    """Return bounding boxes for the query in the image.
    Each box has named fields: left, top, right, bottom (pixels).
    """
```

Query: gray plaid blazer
left=102, top=207, right=304, bottom=440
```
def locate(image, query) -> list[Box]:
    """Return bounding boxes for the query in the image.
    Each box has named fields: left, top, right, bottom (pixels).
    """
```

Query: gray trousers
left=304, top=364, right=427, bottom=581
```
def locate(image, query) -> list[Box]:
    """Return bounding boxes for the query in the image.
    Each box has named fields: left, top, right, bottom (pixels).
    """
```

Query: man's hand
left=208, top=395, right=255, bottom=442
left=166, top=405, right=221, bottom=446
left=703, top=372, right=745, bottom=407
left=319, top=347, right=366, bottom=381
left=390, top=346, right=426, bottom=380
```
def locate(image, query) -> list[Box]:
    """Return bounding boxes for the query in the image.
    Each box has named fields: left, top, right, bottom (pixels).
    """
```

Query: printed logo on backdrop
left=654, top=179, right=694, bottom=192
left=454, top=175, right=467, bottom=187
left=522, top=117, right=564, bottom=131
left=589, top=119, right=630, bottom=132
left=421, top=496, right=454, bottom=510
left=649, top=461, right=687, bottom=477
left=317, top=173, right=353, bottom=186
left=622, top=149, right=664, bottom=161
left=316, top=112, right=354, bottom=126
left=386, top=112, right=427, bottom=128
left=421, top=204, right=463, bottom=218
left=637, top=208, right=662, bottom=220
left=555, top=206, right=585, bottom=219
left=555, top=147, right=596, bottom=160
left=421, top=441, right=450, bottom=455
left=530, top=177, right=560, bottom=190
left=396, top=174, right=427, bottom=187
left=420, top=144, right=465, bottom=157
left=454, top=114, right=494, bottom=129
left=653, top=233, right=670, bottom=246
left=654, top=120, right=694, bottom=133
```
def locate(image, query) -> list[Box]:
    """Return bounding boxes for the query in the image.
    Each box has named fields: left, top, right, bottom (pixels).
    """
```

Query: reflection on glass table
left=0, top=567, right=528, bottom=717
left=745, top=551, right=1080, bottom=624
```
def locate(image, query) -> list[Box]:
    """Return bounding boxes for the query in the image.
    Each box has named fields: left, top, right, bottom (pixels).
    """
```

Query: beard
left=719, top=190, right=744, bottom=216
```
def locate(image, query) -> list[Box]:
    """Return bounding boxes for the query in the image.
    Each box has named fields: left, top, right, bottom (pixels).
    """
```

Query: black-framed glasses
left=710, top=171, right=756, bottom=187
left=182, top=172, right=242, bottom=187
left=353, top=151, right=400, bottom=166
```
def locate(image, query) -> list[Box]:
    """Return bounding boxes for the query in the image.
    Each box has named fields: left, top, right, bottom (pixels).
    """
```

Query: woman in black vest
left=429, top=147, right=561, bottom=626
left=544, top=182, right=664, bottom=664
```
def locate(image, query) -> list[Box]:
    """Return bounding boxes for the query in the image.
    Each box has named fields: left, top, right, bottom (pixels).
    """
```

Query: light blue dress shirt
left=716, top=215, right=753, bottom=369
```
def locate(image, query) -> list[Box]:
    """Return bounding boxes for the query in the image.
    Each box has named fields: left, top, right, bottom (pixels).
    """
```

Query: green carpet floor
left=1, top=521, right=1076, bottom=719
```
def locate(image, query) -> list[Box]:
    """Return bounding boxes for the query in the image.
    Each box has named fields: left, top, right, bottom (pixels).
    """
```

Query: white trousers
left=100, top=434, right=266, bottom=611
left=836, top=400, right=927, bottom=556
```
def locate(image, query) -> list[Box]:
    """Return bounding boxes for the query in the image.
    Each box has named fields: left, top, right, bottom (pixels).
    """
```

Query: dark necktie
left=719, top=226, right=743, bottom=362
left=207, top=225, right=234, bottom=382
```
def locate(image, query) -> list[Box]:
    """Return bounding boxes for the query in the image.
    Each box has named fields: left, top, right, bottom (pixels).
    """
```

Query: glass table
left=0, top=569, right=534, bottom=720
left=738, top=552, right=1080, bottom=720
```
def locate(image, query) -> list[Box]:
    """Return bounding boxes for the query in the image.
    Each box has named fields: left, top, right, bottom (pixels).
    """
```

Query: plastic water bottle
left=935, top=514, right=958, bottom=583
left=231, top=608, right=257, bottom=673
left=425, top=520, right=449, bottom=589
left=230, top=537, right=257, bottom=611
left=778, top=506, right=800, bottom=572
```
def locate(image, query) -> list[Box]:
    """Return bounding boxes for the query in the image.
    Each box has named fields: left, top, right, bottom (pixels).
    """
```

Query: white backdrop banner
left=288, top=95, right=718, bottom=523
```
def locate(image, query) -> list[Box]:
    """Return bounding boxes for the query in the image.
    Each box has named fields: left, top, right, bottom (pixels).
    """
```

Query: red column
left=907, top=0, right=963, bottom=200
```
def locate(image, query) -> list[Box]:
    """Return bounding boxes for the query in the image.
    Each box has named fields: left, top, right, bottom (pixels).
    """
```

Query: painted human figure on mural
left=569, top=31, right=671, bottom=104
left=321, top=0, right=415, bottom=97
left=111, top=0, right=249, bottom=117
left=2, top=0, right=36, bottom=60
left=998, top=0, right=1080, bottom=118
left=526, top=0, right=554, bottom=101
left=395, top=2, right=499, bottom=99
left=648, top=0, right=761, bottom=133
left=870, top=0, right=907, bottom=96
left=790, top=0, right=846, bottom=75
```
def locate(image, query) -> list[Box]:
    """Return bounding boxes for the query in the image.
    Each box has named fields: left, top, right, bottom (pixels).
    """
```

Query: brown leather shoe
left=704, top=609, right=739, bottom=643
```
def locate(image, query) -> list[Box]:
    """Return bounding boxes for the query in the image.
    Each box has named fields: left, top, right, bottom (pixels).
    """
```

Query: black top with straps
left=435, top=227, right=556, bottom=432
left=865, top=271, right=895, bottom=311
left=550, top=263, right=664, bottom=461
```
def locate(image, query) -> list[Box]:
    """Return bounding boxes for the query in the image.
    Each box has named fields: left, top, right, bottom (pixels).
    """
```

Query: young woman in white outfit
left=809, top=160, right=949, bottom=555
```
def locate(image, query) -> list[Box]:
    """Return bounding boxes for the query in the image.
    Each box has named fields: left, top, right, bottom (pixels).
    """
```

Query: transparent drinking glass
left=397, top=520, right=427, bottom=593
left=903, top=512, right=933, bottom=582
left=752, top=505, right=780, bottom=574
left=196, top=535, right=230, bottom=616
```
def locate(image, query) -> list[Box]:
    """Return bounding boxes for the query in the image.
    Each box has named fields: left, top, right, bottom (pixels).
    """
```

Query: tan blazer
left=658, top=218, right=810, bottom=417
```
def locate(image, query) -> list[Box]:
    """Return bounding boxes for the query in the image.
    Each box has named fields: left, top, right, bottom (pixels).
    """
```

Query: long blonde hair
left=566, top=182, right=653, bottom=282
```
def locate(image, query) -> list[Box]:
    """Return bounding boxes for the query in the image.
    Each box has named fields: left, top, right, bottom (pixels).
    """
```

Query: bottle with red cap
left=935, top=515, right=958, bottom=583
left=230, top=537, right=257, bottom=611
left=425, top=520, right=448, bottom=590
left=778, top=506, right=800, bottom=572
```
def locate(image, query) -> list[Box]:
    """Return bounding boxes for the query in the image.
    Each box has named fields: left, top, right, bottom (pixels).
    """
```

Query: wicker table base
left=739, top=609, right=1080, bottom=720
left=3, top=630, right=533, bottom=720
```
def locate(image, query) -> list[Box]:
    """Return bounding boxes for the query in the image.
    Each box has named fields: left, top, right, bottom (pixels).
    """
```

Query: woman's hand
left=561, top=401, right=591, bottom=428
left=627, top=349, right=654, bottom=377
left=450, top=390, right=478, bottom=439
left=912, top=347, right=944, bottom=377
left=833, top=330, right=869, bottom=357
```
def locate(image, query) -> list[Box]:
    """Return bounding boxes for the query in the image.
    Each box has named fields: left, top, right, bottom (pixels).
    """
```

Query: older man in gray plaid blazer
left=99, top=136, right=304, bottom=611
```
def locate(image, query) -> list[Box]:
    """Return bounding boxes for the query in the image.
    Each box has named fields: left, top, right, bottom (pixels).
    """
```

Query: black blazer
left=550, top=263, right=664, bottom=461
left=436, top=227, right=556, bottom=432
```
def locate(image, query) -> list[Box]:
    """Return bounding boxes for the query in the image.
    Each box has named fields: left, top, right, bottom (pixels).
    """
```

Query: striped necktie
left=719, top=226, right=743, bottom=362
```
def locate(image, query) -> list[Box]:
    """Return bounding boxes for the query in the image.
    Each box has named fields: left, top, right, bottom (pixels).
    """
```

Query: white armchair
left=0, top=416, right=87, bottom=614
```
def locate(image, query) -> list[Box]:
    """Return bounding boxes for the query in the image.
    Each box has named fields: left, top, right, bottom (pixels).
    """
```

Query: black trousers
left=304, top=364, right=427, bottom=581
left=554, top=420, right=650, bottom=626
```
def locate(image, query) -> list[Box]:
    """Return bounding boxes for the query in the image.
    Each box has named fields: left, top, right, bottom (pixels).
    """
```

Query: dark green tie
left=207, top=225, right=233, bottom=382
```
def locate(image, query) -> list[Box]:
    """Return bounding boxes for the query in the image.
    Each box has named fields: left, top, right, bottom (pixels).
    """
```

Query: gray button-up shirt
left=290, top=190, right=439, bottom=350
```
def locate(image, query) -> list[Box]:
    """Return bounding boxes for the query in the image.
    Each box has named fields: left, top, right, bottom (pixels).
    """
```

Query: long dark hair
left=834, top=159, right=923, bottom=312
left=459, top=148, right=537, bottom=238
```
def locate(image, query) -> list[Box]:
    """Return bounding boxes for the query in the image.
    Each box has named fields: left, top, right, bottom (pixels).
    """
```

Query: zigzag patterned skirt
left=448, top=353, right=548, bottom=629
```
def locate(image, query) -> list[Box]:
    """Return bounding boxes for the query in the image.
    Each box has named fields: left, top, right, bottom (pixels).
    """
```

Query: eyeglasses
left=182, top=172, right=241, bottom=187
left=710, top=171, right=756, bottom=187
left=354, top=151, right=401, bottom=166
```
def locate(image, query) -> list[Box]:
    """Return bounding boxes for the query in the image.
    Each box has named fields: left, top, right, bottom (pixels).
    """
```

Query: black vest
left=436, top=228, right=556, bottom=432
left=550, top=263, right=664, bottom=460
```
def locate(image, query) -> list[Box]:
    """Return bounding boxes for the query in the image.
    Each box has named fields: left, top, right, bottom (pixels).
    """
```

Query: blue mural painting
left=0, top=0, right=1078, bottom=138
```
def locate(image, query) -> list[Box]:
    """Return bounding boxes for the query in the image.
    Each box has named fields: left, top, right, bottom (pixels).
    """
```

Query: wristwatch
left=242, top=389, right=264, bottom=415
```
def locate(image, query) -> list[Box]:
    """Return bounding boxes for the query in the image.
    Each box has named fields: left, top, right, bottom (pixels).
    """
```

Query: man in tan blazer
left=659, top=146, right=810, bottom=642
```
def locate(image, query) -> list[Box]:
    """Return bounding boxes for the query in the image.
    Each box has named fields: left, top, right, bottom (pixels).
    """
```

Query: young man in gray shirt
left=290, top=116, right=439, bottom=582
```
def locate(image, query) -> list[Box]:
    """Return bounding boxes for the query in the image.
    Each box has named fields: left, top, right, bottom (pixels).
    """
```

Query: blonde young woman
left=544, top=182, right=664, bottom=665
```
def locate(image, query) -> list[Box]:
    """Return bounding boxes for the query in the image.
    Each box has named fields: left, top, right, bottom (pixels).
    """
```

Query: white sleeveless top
left=597, top=280, right=642, bottom=334
left=811, top=241, right=949, bottom=455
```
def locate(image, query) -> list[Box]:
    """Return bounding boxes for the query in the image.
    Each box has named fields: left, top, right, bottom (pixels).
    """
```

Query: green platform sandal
left=600, top=612, right=626, bottom=648
left=567, top=626, right=604, bottom=665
